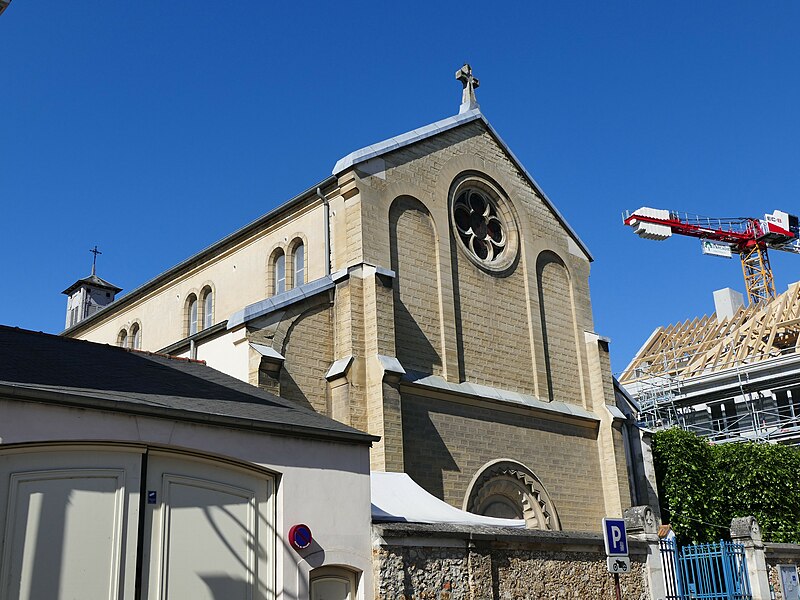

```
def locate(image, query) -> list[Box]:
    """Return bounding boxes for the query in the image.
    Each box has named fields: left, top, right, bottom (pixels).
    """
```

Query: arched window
left=293, top=242, right=305, bottom=287
left=187, top=294, right=198, bottom=336
left=117, top=329, right=128, bottom=348
left=310, top=567, right=357, bottom=600
left=130, top=323, right=141, bottom=350
left=274, top=252, right=286, bottom=295
left=465, top=460, right=561, bottom=530
left=201, top=287, right=213, bottom=329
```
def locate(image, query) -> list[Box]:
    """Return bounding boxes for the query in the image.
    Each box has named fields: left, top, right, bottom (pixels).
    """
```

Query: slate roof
left=62, top=273, right=123, bottom=295
left=0, top=325, right=377, bottom=445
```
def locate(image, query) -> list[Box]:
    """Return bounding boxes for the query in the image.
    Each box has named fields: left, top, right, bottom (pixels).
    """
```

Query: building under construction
left=620, top=282, right=800, bottom=444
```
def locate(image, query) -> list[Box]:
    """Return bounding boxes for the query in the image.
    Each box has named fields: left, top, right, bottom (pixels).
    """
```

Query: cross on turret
left=62, top=246, right=121, bottom=329
left=90, top=245, right=102, bottom=276
left=455, top=64, right=480, bottom=114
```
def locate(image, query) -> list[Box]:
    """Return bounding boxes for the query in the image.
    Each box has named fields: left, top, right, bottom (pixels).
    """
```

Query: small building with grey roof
left=0, top=325, right=376, bottom=599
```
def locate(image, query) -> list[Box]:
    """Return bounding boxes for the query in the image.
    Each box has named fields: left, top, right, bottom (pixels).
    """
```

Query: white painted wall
left=193, top=327, right=251, bottom=383
left=0, top=398, right=374, bottom=600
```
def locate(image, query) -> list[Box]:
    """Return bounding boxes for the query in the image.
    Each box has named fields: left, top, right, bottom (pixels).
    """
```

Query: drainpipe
left=316, top=187, right=331, bottom=276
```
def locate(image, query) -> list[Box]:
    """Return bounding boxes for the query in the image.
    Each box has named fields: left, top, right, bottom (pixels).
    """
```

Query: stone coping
left=332, top=108, right=592, bottom=261
left=402, top=370, right=600, bottom=424
left=765, top=543, right=800, bottom=559
left=227, top=274, right=340, bottom=329
left=372, top=522, right=648, bottom=555
left=333, top=109, right=483, bottom=176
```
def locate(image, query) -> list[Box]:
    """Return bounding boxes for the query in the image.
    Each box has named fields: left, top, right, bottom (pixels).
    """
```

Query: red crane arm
left=622, top=213, right=758, bottom=251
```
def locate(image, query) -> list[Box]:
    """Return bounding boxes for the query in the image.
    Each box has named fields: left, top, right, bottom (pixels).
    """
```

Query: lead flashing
left=326, top=356, right=354, bottom=380
left=333, top=109, right=483, bottom=176
left=250, top=343, right=285, bottom=361
left=377, top=355, right=406, bottom=376
left=402, top=371, right=599, bottom=422
left=606, top=405, right=627, bottom=421
left=227, top=275, right=336, bottom=329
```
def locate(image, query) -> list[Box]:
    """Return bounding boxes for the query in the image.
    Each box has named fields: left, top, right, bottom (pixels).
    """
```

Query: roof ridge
left=0, top=325, right=207, bottom=365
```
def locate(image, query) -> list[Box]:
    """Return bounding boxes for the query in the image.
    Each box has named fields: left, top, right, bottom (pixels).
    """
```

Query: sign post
left=603, top=517, right=629, bottom=600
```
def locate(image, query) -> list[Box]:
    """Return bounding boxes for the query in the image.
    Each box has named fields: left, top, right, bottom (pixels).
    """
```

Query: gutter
left=317, top=187, right=332, bottom=276
left=0, top=382, right=380, bottom=446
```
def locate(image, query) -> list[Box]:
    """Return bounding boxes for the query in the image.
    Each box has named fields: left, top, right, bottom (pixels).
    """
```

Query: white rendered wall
left=173, top=328, right=251, bottom=383
left=0, top=398, right=374, bottom=600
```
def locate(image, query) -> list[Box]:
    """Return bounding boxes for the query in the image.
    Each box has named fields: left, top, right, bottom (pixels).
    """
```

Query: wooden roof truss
left=621, top=282, right=800, bottom=385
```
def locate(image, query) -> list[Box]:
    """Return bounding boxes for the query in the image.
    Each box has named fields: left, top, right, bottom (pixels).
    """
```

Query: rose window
left=453, top=189, right=506, bottom=262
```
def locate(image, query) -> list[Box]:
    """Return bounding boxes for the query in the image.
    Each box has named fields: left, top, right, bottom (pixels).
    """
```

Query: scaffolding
left=621, top=282, right=800, bottom=444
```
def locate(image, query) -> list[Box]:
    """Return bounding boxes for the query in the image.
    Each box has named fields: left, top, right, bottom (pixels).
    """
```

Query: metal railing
left=660, top=538, right=752, bottom=600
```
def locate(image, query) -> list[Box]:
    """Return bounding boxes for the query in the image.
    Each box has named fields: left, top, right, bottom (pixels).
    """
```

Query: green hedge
left=652, top=428, right=800, bottom=545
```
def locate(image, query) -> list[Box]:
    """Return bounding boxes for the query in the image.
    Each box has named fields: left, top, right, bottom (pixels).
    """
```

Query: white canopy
left=370, top=471, right=526, bottom=528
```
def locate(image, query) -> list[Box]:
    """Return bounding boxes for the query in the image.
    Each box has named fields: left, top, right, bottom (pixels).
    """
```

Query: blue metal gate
left=659, top=538, right=752, bottom=600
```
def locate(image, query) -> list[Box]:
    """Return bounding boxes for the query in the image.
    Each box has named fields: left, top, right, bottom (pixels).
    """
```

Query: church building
left=62, top=66, right=634, bottom=532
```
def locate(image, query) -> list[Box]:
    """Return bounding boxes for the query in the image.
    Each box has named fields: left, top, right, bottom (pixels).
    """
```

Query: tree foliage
left=652, top=428, right=800, bottom=545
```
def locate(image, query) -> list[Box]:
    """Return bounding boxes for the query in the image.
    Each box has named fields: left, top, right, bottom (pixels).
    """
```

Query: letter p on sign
left=602, top=517, right=628, bottom=556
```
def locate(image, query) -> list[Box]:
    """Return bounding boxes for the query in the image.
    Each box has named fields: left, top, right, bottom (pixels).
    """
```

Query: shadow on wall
left=392, top=301, right=440, bottom=374
left=401, top=391, right=598, bottom=512
left=449, top=232, right=467, bottom=383
left=4, top=451, right=290, bottom=600
left=278, top=304, right=333, bottom=415
left=389, top=196, right=442, bottom=377
left=277, top=370, right=316, bottom=413
left=536, top=250, right=580, bottom=404
left=401, top=402, right=459, bottom=500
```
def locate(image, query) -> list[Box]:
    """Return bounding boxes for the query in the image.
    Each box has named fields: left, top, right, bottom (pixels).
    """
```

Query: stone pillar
left=624, top=505, right=666, bottom=600
left=586, top=332, right=630, bottom=517
left=731, top=516, right=771, bottom=600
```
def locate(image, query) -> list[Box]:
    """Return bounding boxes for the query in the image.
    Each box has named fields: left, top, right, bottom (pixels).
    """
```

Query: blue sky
left=2, top=2, right=799, bottom=374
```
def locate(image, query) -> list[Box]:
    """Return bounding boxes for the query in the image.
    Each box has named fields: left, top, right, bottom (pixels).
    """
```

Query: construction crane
left=623, top=208, right=800, bottom=305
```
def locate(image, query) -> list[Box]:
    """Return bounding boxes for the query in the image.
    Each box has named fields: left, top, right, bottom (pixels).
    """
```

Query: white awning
left=371, top=471, right=526, bottom=528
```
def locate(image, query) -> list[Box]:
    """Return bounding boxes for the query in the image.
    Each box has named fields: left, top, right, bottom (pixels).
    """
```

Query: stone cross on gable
left=456, top=64, right=480, bottom=114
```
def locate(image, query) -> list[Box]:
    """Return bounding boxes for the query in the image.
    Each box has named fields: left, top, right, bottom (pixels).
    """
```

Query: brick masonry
left=401, top=391, right=605, bottom=532
left=279, top=304, right=334, bottom=414
left=331, top=119, right=630, bottom=525
left=390, top=196, right=443, bottom=376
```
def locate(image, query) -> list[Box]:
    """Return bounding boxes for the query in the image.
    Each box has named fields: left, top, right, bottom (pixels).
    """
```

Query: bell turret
left=62, top=246, right=121, bottom=329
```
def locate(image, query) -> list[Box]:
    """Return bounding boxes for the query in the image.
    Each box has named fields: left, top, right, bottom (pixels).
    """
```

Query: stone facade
left=401, top=391, right=603, bottom=531
left=372, top=523, right=650, bottom=600
left=65, top=108, right=634, bottom=534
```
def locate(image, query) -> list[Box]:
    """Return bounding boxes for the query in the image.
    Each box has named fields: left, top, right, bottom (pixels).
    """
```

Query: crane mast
left=623, top=208, right=800, bottom=306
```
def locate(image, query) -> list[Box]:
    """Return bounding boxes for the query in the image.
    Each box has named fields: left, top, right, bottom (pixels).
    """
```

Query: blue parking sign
left=602, top=517, right=628, bottom=556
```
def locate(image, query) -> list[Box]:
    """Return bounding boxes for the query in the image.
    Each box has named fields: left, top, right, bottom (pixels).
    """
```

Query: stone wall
left=537, top=252, right=581, bottom=404
left=766, top=544, right=800, bottom=600
left=372, top=523, right=649, bottom=600
left=279, top=303, right=334, bottom=414
left=400, top=391, right=604, bottom=532
left=351, top=120, right=597, bottom=406
left=390, top=196, right=443, bottom=376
